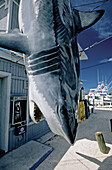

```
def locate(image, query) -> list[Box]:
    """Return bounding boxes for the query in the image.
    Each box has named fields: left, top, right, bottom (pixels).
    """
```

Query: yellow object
left=78, top=101, right=86, bottom=123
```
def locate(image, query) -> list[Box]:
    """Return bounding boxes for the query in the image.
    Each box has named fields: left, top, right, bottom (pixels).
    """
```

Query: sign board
left=15, top=125, right=26, bottom=136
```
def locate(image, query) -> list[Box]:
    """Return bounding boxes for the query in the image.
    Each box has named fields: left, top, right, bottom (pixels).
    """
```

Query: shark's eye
left=34, top=102, right=43, bottom=123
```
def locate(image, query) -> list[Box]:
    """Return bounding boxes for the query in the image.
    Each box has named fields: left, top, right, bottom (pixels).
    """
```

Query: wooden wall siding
left=8, top=120, right=50, bottom=151
left=27, top=121, right=50, bottom=141
left=0, top=58, right=28, bottom=96
left=8, top=127, right=26, bottom=151
left=11, top=77, right=27, bottom=95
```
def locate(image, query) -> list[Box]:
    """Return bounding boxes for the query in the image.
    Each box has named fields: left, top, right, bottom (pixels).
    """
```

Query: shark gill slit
left=26, top=46, right=61, bottom=75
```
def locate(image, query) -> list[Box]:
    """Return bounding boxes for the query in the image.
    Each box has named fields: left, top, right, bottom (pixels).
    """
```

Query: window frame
left=10, top=96, right=28, bottom=126
left=7, top=0, right=20, bottom=32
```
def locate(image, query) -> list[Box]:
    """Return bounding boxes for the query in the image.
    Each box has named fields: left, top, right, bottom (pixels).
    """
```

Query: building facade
left=0, top=0, right=50, bottom=153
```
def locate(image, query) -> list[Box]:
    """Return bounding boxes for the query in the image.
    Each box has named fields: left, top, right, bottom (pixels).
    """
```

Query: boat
left=88, top=81, right=112, bottom=108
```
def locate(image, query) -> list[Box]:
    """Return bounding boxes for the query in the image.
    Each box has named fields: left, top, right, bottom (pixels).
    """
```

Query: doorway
left=0, top=71, right=11, bottom=152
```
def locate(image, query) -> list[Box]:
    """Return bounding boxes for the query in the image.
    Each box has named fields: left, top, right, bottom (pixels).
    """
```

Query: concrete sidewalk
left=0, top=140, right=53, bottom=170
left=0, top=109, right=112, bottom=170
left=54, top=109, right=112, bottom=170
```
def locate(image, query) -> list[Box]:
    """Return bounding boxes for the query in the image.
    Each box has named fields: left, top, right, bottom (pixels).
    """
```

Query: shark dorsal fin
left=73, top=9, right=105, bottom=33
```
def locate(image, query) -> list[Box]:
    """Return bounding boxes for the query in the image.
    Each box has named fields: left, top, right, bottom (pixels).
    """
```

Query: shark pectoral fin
left=0, top=31, right=29, bottom=54
left=73, top=9, right=105, bottom=33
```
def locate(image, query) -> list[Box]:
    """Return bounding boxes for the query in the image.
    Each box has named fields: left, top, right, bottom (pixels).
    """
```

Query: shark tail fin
left=73, top=9, right=105, bottom=33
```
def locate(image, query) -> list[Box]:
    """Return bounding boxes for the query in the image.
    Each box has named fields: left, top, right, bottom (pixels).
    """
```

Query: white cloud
left=100, top=57, right=112, bottom=63
left=92, top=14, right=112, bottom=38
left=109, top=58, right=112, bottom=61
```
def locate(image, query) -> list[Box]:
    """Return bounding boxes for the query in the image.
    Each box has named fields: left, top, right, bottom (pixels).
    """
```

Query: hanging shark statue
left=0, top=0, right=104, bottom=144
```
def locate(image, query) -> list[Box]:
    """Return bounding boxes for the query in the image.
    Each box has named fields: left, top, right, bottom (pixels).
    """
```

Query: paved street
left=0, top=109, right=112, bottom=170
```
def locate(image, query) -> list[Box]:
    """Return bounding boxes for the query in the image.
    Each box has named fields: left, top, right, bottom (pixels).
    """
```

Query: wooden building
left=0, top=0, right=50, bottom=153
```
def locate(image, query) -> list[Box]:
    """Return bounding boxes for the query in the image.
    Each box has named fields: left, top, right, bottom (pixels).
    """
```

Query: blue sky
left=71, top=0, right=112, bottom=93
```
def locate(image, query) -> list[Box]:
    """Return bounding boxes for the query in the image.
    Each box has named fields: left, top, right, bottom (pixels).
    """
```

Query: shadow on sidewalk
left=76, top=152, right=112, bottom=170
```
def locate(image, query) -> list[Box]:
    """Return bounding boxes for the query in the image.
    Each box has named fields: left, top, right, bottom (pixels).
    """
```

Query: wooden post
left=95, top=132, right=108, bottom=154
left=109, top=119, right=112, bottom=132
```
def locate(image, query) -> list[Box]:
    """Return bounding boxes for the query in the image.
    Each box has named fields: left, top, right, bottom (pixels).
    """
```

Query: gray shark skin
left=0, top=0, right=104, bottom=144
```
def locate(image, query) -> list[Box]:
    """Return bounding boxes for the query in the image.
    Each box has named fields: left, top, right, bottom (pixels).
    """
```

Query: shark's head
left=0, top=0, right=104, bottom=144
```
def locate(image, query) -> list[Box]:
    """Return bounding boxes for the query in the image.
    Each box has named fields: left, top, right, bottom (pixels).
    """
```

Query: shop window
left=10, top=97, right=27, bottom=125
left=14, top=100, right=26, bottom=123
